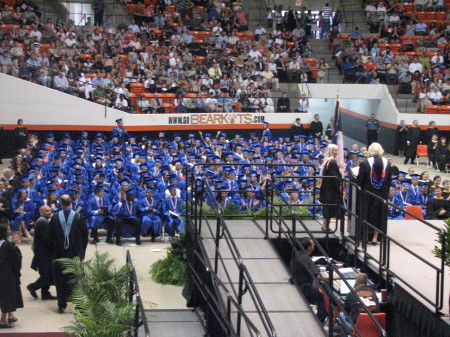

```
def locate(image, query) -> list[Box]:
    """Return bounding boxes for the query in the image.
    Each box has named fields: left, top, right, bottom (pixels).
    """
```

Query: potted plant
left=58, top=252, right=135, bottom=337
left=432, top=218, right=450, bottom=315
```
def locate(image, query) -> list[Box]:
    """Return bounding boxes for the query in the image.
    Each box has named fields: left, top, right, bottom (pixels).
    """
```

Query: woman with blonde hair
left=319, top=144, right=346, bottom=231
left=357, top=142, right=392, bottom=244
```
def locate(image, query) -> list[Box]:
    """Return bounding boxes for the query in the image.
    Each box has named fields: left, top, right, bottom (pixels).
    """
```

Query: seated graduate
left=407, top=174, right=422, bottom=206
left=116, top=190, right=141, bottom=246
left=163, top=185, right=185, bottom=236
left=394, top=181, right=412, bottom=207
left=387, top=186, right=405, bottom=220
left=426, top=186, right=450, bottom=220
left=239, top=186, right=262, bottom=212
left=87, top=185, right=112, bottom=244
left=139, top=188, right=163, bottom=241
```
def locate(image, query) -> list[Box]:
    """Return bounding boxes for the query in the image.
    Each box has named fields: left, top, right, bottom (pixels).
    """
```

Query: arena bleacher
left=0, top=1, right=449, bottom=336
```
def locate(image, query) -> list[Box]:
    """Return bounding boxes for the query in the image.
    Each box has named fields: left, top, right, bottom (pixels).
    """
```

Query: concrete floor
left=9, top=239, right=186, bottom=333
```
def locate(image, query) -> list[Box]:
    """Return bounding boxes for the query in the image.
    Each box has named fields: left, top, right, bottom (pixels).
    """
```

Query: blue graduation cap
left=116, top=118, right=123, bottom=123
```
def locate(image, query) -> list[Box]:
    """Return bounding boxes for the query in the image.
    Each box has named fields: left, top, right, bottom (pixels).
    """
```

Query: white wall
left=305, top=83, right=450, bottom=127
left=0, top=74, right=313, bottom=129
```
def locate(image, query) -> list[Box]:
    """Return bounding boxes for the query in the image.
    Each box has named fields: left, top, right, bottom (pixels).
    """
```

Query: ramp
left=139, top=309, right=205, bottom=337
left=200, top=219, right=326, bottom=337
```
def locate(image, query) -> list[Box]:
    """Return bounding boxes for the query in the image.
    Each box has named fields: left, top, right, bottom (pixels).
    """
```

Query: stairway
left=200, top=220, right=326, bottom=337
left=140, top=309, right=205, bottom=337
left=35, top=0, right=130, bottom=27
left=34, top=0, right=66, bottom=22
left=310, top=39, right=342, bottom=83
left=244, top=0, right=267, bottom=32
left=340, top=0, right=370, bottom=34
left=387, top=84, right=419, bottom=114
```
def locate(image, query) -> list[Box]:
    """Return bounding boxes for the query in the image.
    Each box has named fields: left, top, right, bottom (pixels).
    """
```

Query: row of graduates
left=6, top=175, right=187, bottom=244
left=387, top=176, right=450, bottom=220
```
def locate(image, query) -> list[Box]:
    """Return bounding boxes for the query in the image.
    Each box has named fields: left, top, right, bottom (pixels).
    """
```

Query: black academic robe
left=0, top=240, right=23, bottom=313
left=0, top=196, right=11, bottom=223
left=31, top=218, right=54, bottom=285
left=426, top=198, right=449, bottom=220
left=405, top=126, right=421, bottom=158
left=50, top=209, right=88, bottom=261
left=320, top=158, right=342, bottom=220
left=357, top=157, right=392, bottom=232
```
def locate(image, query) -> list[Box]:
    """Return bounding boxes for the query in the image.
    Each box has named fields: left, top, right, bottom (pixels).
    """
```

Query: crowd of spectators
left=330, top=0, right=450, bottom=111
left=0, top=0, right=344, bottom=114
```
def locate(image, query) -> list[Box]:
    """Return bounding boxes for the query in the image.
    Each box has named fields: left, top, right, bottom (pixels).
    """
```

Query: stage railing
left=263, top=177, right=386, bottom=337
left=186, top=218, right=265, bottom=337
left=126, top=250, right=151, bottom=337
left=357, top=190, right=446, bottom=313
left=185, top=164, right=385, bottom=337
left=186, top=171, right=277, bottom=337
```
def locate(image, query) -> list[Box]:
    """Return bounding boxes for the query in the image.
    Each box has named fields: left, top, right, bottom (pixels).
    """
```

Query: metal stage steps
left=200, top=220, right=326, bottom=337
left=139, top=309, right=205, bottom=337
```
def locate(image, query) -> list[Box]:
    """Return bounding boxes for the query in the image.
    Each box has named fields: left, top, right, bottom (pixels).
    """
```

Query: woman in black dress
left=422, top=121, right=439, bottom=147
left=435, top=137, right=450, bottom=173
left=357, top=143, right=392, bottom=244
left=13, top=119, right=28, bottom=151
left=0, top=224, right=23, bottom=328
left=320, top=144, right=345, bottom=231
left=394, top=120, right=407, bottom=157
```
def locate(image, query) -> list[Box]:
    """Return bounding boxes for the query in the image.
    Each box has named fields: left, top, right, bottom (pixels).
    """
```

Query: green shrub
left=58, top=252, right=135, bottom=337
left=150, top=233, right=187, bottom=286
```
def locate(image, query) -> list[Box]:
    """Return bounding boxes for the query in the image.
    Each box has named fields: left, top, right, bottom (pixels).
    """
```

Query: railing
left=263, top=176, right=387, bottom=337
left=126, top=250, right=151, bottom=337
left=355, top=190, right=446, bottom=313
left=186, top=219, right=266, bottom=337
left=186, top=164, right=278, bottom=337
left=185, top=163, right=386, bottom=337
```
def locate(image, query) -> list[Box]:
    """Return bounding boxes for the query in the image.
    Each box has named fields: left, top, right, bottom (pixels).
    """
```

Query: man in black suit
left=49, top=195, right=88, bottom=313
left=27, top=205, right=57, bottom=300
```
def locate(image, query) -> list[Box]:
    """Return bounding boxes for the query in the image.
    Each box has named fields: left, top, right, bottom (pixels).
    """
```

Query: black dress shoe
left=115, top=240, right=122, bottom=246
left=58, top=307, right=65, bottom=314
left=27, top=284, right=38, bottom=299
left=42, top=293, right=57, bottom=300
left=151, top=236, right=156, bottom=242
left=136, top=240, right=141, bottom=246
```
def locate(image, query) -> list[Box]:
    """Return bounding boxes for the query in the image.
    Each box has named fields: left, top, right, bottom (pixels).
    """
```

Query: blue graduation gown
left=163, top=196, right=185, bottom=233
left=139, top=197, right=163, bottom=235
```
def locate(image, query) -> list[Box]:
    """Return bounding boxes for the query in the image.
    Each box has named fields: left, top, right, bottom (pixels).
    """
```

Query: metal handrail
left=187, top=243, right=262, bottom=337
left=264, top=177, right=387, bottom=337
left=358, top=189, right=446, bottom=312
left=126, top=250, right=151, bottom=337
left=199, top=178, right=277, bottom=337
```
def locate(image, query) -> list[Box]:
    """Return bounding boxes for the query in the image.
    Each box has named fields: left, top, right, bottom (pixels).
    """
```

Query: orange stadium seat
left=352, top=313, right=386, bottom=337
left=129, top=93, right=138, bottom=109
left=415, top=144, right=428, bottom=165
left=303, top=58, right=316, bottom=67
left=130, top=83, right=145, bottom=94
left=163, top=103, right=174, bottom=113
left=404, top=206, right=424, bottom=220
left=436, top=12, right=447, bottom=20
left=415, top=11, right=426, bottom=19
left=425, top=105, right=440, bottom=114
left=439, top=105, right=450, bottom=114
